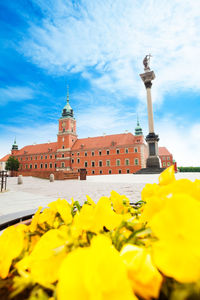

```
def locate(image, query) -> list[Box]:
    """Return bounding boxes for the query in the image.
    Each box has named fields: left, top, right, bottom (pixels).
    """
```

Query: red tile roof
left=72, top=133, right=141, bottom=150
left=159, top=147, right=171, bottom=156
left=0, top=154, right=10, bottom=162
left=16, top=142, right=58, bottom=156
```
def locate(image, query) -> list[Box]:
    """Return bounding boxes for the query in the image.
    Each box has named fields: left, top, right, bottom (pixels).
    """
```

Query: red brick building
left=1, top=92, right=174, bottom=176
left=158, top=147, right=173, bottom=169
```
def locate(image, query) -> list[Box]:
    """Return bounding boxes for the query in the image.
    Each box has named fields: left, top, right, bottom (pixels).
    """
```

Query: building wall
left=71, top=145, right=142, bottom=175
left=160, top=154, right=173, bottom=168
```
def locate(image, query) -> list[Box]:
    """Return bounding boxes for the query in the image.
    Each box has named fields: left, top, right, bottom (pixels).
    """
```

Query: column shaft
left=146, top=87, right=154, bottom=133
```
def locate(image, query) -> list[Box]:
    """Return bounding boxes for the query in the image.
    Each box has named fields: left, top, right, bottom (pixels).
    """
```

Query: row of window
left=89, top=169, right=130, bottom=175
left=72, top=147, right=138, bottom=157
left=25, top=163, right=57, bottom=169
left=163, top=162, right=171, bottom=167
left=162, top=156, right=171, bottom=160
left=20, top=154, right=57, bottom=161
left=80, top=158, right=139, bottom=167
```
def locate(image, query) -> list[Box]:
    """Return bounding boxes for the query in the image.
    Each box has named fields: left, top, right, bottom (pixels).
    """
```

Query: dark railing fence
left=0, top=171, right=7, bottom=192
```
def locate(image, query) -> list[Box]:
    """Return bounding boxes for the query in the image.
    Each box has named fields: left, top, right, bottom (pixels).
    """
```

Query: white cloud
left=0, top=86, right=34, bottom=106
left=21, top=0, right=200, bottom=103
left=0, top=122, right=58, bottom=158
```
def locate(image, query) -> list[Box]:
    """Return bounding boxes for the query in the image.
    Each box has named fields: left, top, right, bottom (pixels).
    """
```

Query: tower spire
left=67, top=85, right=69, bottom=104
left=61, top=84, right=74, bottom=118
left=135, top=115, right=143, bottom=136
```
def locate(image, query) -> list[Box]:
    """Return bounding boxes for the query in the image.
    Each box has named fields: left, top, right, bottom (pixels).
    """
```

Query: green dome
left=135, top=119, right=143, bottom=136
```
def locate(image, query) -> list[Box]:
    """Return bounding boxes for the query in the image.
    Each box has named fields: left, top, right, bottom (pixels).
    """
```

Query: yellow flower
left=29, top=206, right=42, bottom=232
left=120, top=244, right=162, bottom=299
left=140, top=195, right=165, bottom=223
left=141, top=183, right=160, bottom=202
left=158, top=165, right=175, bottom=186
left=57, top=235, right=137, bottom=300
left=17, top=229, right=68, bottom=285
left=73, top=197, right=122, bottom=234
left=86, top=195, right=96, bottom=207
left=0, top=225, right=26, bottom=278
left=110, top=191, right=130, bottom=214
left=38, top=207, right=56, bottom=227
left=150, top=193, right=200, bottom=282
left=48, top=199, right=72, bottom=225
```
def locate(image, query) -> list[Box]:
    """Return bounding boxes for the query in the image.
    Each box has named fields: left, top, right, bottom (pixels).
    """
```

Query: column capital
left=140, top=70, right=155, bottom=84
left=144, top=81, right=152, bottom=89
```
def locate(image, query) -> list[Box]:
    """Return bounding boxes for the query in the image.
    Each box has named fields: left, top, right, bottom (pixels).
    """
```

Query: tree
left=5, top=156, right=20, bottom=171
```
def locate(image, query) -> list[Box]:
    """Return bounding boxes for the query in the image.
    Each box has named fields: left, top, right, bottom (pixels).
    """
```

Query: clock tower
left=57, top=87, right=77, bottom=150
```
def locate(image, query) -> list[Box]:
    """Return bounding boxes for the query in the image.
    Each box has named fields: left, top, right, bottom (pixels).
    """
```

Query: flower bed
left=0, top=166, right=200, bottom=299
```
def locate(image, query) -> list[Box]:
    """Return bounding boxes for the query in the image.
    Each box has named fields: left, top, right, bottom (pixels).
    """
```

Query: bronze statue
left=143, top=54, right=152, bottom=71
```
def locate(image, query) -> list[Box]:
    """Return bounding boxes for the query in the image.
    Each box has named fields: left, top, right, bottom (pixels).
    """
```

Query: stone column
left=140, top=70, right=160, bottom=169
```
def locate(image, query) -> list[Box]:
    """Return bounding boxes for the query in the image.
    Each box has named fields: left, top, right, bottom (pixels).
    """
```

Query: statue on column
left=143, top=54, right=152, bottom=71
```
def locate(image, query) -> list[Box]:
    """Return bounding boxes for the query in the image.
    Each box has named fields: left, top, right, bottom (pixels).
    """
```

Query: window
left=134, top=158, right=139, bottom=165
left=85, top=161, right=88, bottom=167
left=72, top=153, right=74, bottom=156
left=167, top=162, right=170, bottom=166
left=85, top=152, right=87, bottom=157
left=116, top=159, right=120, bottom=166
left=127, top=169, right=130, bottom=174
left=163, top=156, right=166, bottom=160
left=62, top=154, right=64, bottom=158
left=50, top=155, right=52, bottom=159
left=125, top=159, right=130, bottom=166
left=34, top=164, right=37, bottom=169
left=50, top=163, right=52, bottom=168
left=30, top=164, right=32, bottom=169
left=125, top=148, right=128, bottom=153
left=92, top=170, right=95, bottom=175
left=167, top=156, right=170, bottom=160
left=116, top=149, right=120, bottom=154
left=92, top=151, right=94, bottom=156
left=62, top=145, right=64, bottom=149
left=55, top=163, right=57, bottom=168
left=109, top=170, right=112, bottom=174
left=26, top=157, right=28, bottom=160
left=55, top=154, right=57, bottom=159
left=91, top=161, right=95, bottom=167
left=25, top=164, right=28, bottom=169
left=30, top=156, right=32, bottom=160
left=41, top=155, right=43, bottom=159
left=62, top=128, right=65, bottom=132
left=100, top=170, right=102, bottom=174
left=61, top=162, right=65, bottom=168
left=106, top=160, right=110, bottom=166
left=40, top=163, right=43, bottom=168
left=106, top=150, right=110, bottom=155
left=77, top=152, right=80, bottom=156
left=99, top=161, right=102, bottom=167
left=118, top=170, right=122, bottom=174
left=99, top=151, right=101, bottom=156
left=45, top=163, right=48, bottom=169
left=20, top=157, right=22, bottom=161
left=77, top=158, right=80, bottom=164
left=71, top=159, right=74, bottom=163
left=45, top=155, right=47, bottom=159
left=134, top=147, right=138, bottom=153
left=163, top=162, right=166, bottom=167
left=35, top=156, right=37, bottom=160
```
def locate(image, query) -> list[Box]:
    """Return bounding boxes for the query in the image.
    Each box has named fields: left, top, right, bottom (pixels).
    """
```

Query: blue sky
left=0, top=0, right=200, bottom=166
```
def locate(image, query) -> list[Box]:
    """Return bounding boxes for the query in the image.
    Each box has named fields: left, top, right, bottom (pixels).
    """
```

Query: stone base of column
left=146, top=156, right=160, bottom=168
left=134, top=167, right=165, bottom=174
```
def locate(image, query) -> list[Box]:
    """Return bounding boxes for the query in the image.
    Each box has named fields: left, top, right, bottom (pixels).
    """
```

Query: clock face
left=62, top=122, right=66, bottom=128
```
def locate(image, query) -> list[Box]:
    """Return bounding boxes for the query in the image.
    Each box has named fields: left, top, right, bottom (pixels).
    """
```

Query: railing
left=0, top=171, right=7, bottom=192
